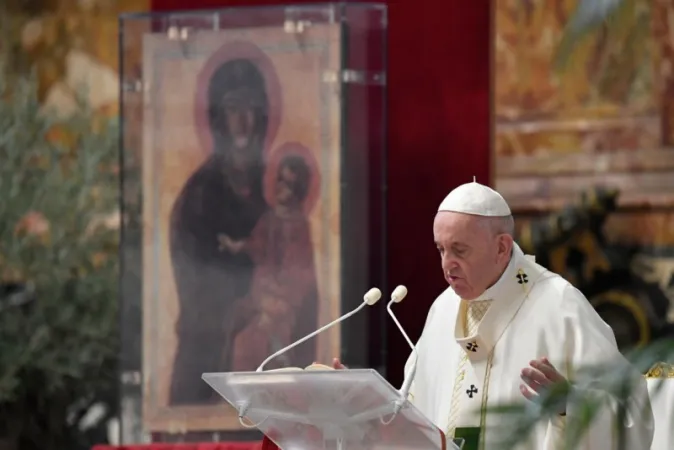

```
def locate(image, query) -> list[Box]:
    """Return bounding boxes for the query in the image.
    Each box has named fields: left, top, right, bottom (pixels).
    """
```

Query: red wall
left=150, top=0, right=491, bottom=387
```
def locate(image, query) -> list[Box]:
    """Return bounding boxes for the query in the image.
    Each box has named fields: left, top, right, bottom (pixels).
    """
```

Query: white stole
left=448, top=250, right=546, bottom=436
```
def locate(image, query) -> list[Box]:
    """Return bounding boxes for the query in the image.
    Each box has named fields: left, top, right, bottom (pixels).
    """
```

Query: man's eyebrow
left=435, top=240, right=470, bottom=249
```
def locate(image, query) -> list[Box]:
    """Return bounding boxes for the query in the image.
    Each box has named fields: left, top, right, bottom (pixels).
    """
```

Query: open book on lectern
left=202, top=286, right=464, bottom=450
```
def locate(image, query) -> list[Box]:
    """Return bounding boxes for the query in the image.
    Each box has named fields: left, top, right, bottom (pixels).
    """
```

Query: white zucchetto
left=438, top=180, right=511, bottom=217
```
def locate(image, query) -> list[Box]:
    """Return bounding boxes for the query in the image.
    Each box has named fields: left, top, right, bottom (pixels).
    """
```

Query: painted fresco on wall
left=494, top=0, right=659, bottom=159
left=494, top=0, right=655, bottom=126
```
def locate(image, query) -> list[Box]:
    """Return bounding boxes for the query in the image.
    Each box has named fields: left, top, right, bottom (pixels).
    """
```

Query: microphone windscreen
left=391, top=285, right=408, bottom=303
left=363, top=287, right=382, bottom=305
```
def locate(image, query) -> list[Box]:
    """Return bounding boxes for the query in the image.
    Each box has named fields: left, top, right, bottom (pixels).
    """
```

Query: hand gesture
left=310, top=358, right=347, bottom=369
left=217, top=234, right=232, bottom=251
left=520, top=357, right=568, bottom=415
left=218, top=234, right=245, bottom=253
left=332, top=357, right=347, bottom=369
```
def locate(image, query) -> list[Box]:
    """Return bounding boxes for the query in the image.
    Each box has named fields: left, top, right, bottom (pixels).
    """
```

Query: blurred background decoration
left=517, top=187, right=674, bottom=350
left=2, top=0, right=148, bottom=118
left=494, top=0, right=674, bottom=353
left=0, top=62, right=119, bottom=450
left=0, top=0, right=147, bottom=449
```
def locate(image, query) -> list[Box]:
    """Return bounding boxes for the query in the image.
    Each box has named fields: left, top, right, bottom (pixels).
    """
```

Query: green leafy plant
left=0, top=56, right=120, bottom=450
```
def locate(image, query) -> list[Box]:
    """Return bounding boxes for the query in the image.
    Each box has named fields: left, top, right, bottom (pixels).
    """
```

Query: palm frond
left=554, top=0, right=628, bottom=71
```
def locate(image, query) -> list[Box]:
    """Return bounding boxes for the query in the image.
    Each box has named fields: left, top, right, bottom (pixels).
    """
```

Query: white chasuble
left=403, top=243, right=654, bottom=450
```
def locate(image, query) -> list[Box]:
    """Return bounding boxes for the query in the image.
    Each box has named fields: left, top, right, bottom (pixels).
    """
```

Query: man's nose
left=442, top=255, right=458, bottom=273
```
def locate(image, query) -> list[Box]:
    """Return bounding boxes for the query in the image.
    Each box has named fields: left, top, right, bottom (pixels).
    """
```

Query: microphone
left=387, top=285, right=413, bottom=349
left=386, top=285, right=417, bottom=412
left=256, top=287, right=382, bottom=372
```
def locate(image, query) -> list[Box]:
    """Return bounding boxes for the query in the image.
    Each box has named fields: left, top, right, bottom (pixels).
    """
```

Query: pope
left=261, top=181, right=654, bottom=450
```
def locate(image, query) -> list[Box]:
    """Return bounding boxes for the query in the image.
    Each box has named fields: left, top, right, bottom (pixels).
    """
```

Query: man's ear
left=497, top=233, right=514, bottom=260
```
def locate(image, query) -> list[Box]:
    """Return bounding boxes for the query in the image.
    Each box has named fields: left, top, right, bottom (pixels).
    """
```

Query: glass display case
left=118, top=3, right=387, bottom=443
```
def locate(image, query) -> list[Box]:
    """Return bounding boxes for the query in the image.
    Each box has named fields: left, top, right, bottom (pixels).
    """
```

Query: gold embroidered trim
left=445, top=299, right=475, bottom=438
left=446, top=355, right=469, bottom=438
left=478, top=351, right=495, bottom=450
left=645, top=362, right=674, bottom=379
left=445, top=260, right=546, bottom=449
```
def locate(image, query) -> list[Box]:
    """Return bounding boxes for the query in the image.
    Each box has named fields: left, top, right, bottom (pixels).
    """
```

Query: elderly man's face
left=433, top=212, right=511, bottom=300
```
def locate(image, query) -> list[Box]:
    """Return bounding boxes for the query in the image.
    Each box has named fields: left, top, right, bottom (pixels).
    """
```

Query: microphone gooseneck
left=386, top=285, right=417, bottom=412
left=256, top=287, right=382, bottom=372
left=387, top=285, right=413, bottom=350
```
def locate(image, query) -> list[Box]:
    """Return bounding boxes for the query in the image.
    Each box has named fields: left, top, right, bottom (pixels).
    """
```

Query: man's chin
left=449, top=284, right=478, bottom=300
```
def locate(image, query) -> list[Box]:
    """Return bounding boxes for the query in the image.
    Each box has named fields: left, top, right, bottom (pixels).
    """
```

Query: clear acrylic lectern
left=203, top=369, right=463, bottom=449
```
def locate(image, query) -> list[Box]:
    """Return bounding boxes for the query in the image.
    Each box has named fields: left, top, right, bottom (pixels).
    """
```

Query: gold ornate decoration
left=548, top=230, right=611, bottom=286
left=645, top=362, right=674, bottom=379
left=590, top=290, right=650, bottom=347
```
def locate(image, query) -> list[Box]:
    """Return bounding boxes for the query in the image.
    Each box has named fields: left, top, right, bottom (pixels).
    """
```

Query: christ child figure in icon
left=220, top=153, right=318, bottom=370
